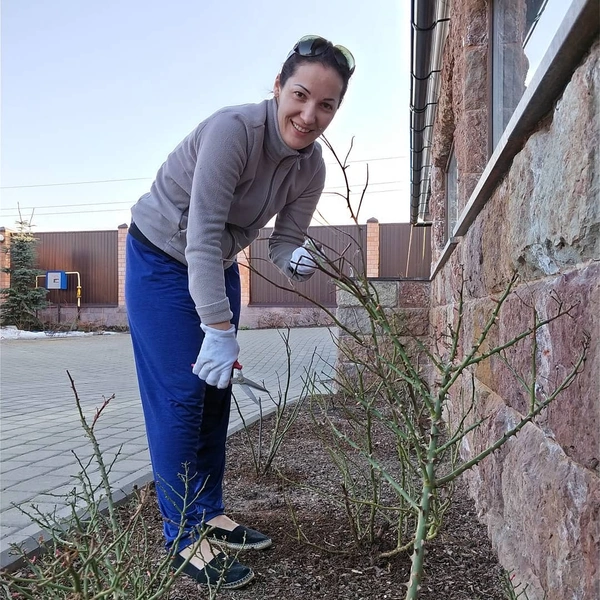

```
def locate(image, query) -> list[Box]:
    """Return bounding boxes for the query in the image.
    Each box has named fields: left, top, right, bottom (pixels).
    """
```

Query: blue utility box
left=46, top=271, right=68, bottom=290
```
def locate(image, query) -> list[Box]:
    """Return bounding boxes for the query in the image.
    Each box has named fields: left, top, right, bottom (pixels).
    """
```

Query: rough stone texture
left=37, top=306, right=129, bottom=328
left=463, top=47, right=488, bottom=111
left=239, top=305, right=334, bottom=329
left=427, top=5, right=599, bottom=598
left=459, top=384, right=600, bottom=600
left=336, top=280, right=431, bottom=383
left=336, top=281, right=430, bottom=337
left=335, top=306, right=429, bottom=338
left=398, top=280, right=431, bottom=308
left=336, top=281, right=398, bottom=308
left=430, top=0, right=489, bottom=261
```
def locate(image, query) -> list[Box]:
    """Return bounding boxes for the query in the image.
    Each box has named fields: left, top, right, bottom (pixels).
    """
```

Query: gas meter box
left=46, top=271, right=68, bottom=290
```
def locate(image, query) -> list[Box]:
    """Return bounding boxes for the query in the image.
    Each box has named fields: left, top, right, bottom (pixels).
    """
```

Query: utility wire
left=1, top=177, right=152, bottom=190
left=1, top=181, right=406, bottom=213
left=1, top=188, right=406, bottom=219
left=1, top=156, right=407, bottom=190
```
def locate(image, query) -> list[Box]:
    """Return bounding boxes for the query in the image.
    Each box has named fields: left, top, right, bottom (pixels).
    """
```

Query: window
left=445, top=148, right=458, bottom=242
left=492, top=0, right=576, bottom=148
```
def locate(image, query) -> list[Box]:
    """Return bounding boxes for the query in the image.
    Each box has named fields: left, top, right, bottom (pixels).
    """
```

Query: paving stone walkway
left=0, top=327, right=337, bottom=569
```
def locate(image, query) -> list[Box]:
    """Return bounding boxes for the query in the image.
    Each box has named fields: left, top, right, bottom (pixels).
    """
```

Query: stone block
left=336, top=287, right=365, bottom=308
left=463, top=47, right=488, bottom=111
left=458, top=385, right=600, bottom=600
left=461, top=0, right=488, bottom=47
left=398, top=281, right=430, bottom=308
left=370, top=281, right=399, bottom=308
left=336, top=281, right=398, bottom=309
left=335, top=306, right=373, bottom=336
left=384, top=308, right=430, bottom=337
left=456, top=108, right=489, bottom=175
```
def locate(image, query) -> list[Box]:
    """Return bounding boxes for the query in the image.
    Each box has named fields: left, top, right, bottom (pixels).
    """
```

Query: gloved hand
left=290, top=239, right=326, bottom=276
left=290, top=246, right=318, bottom=275
left=193, top=323, right=239, bottom=389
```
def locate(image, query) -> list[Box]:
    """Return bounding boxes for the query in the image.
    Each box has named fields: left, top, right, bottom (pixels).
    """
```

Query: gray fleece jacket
left=131, top=97, right=326, bottom=325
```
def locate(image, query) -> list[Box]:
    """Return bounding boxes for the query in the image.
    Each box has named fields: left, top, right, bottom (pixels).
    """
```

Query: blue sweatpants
left=125, top=234, right=240, bottom=552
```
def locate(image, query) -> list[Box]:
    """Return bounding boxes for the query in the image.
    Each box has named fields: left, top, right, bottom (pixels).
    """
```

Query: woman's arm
left=268, top=160, right=326, bottom=279
left=185, top=114, right=249, bottom=324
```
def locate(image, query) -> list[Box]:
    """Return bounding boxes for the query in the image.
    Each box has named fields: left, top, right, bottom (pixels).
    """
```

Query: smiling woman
left=125, top=35, right=355, bottom=590
left=274, top=63, right=343, bottom=149
left=273, top=35, right=354, bottom=150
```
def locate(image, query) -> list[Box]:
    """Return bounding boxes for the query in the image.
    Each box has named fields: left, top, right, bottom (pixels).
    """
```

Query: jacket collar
left=265, top=97, right=316, bottom=164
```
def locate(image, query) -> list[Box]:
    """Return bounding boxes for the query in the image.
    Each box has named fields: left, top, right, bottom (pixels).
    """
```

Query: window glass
left=446, top=149, right=458, bottom=241
left=492, top=0, right=575, bottom=148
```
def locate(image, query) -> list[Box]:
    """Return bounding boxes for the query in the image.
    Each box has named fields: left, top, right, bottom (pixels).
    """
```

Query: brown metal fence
left=249, top=224, right=367, bottom=307
left=35, top=231, right=118, bottom=305
left=379, top=223, right=431, bottom=279
left=27, top=223, right=430, bottom=309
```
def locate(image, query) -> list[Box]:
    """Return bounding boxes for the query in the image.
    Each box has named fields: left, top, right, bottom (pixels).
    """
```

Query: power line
left=325, top=155, right=407, bottom=167
left=1, top=188, right=407, bottom=219
left=322, top=188, right=405, bottom=197
left=1, top=177, right=152, bottom=190
left=0, top=156, right=407, bottom=190
left=1, top=181, right=406, bottom=213
left=1, top=207, right=133, bottom=218
left=0, top=200, right=133, bottom=211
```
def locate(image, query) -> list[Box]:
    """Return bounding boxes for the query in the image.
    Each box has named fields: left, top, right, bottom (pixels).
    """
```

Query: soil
left=139, top=399, right=506, bottom=600
left=4, top=397, right=506, bottom=599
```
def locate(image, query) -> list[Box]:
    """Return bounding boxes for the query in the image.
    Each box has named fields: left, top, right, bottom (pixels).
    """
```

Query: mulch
left=146, top=399, right=506, bottom=600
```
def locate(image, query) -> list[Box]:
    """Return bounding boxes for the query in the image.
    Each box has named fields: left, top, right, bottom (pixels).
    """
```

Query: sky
left=1, top=0, right=411, bottom=233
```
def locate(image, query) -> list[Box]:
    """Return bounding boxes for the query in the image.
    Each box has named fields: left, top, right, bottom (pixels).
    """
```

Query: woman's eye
left=322, top=103, right=333, bottom=111
left=294, top=91, right=305, bottom=99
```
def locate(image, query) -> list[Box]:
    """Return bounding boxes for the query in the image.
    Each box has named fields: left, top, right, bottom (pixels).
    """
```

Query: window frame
left=430, top=0, right=597, bottom=279
left=445, top=145, right=458, bottom=243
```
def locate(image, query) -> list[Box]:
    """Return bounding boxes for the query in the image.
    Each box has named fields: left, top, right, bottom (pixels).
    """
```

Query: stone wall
left=336, top=279, right=430, bottom=380
left=428, top=2, right=599, bottom=597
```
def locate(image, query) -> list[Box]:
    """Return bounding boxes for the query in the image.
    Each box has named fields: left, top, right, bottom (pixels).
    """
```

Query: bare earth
left=141, top=400, right=506, bottom=600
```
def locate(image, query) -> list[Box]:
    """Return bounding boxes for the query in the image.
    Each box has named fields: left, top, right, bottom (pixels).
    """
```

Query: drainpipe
left=410, top=0, right=451, bottom=224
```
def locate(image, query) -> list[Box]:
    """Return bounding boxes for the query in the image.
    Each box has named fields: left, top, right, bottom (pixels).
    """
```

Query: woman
left=126, top=35, right=355, bottom=589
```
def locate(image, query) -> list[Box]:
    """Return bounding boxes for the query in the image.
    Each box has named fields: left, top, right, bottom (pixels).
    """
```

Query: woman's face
left=274, top=63, right=344, bottom=150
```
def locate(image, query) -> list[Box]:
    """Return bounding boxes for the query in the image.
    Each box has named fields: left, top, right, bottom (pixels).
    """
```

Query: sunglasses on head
left=286, top=35, right=355, bottom=75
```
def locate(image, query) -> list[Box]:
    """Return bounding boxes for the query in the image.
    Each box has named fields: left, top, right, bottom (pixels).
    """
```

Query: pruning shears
left=190, top=360, right=268, bottom=395
left=231, top=360, right=268, bottom=393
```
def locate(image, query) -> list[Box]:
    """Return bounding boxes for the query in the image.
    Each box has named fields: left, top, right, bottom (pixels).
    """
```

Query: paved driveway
left=0, top=327, right=337, bottom=568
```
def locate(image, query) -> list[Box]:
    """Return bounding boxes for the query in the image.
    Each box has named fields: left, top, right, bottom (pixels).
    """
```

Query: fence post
left=117, top=224, right=128, bottom=308
left=0, top=228, right=14, bottom=301
left=237, top=249, right=250, bottom=311
left=366, top=217, right=380, bottom=278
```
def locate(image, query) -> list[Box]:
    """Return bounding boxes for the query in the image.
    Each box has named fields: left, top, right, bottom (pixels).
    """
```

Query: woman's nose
left=300, top=104, right=316, bottom=125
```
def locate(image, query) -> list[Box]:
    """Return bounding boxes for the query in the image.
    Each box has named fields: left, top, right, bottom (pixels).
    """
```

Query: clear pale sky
left=1, top=0, right=410, bottom=232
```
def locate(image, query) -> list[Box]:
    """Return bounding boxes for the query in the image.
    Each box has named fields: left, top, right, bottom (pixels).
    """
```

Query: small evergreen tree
left=1, top=214, right=48, bottom=330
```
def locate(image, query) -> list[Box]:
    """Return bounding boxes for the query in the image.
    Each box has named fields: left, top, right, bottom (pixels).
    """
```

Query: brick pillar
left=366, top=217, right=380, bottom=278
left=0, top=228, right=13, bottom=299
left=117, top=224, right=128, bottom=307
left=237, top=249, right=250, bottom=309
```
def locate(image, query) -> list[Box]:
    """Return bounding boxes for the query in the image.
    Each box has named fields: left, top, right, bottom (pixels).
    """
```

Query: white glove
left=290, top=246, right=317, bottom=275
left=193, top=324, right=239, bottom=389
left=290, top=240, right=325, bottom=275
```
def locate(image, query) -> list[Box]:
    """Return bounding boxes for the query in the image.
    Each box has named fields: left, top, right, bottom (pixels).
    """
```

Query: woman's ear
left=273, top=74, right=281, bottom=99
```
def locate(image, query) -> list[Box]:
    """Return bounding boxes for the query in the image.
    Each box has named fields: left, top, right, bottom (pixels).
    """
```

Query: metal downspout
left=409, top=0, right=451, bottom=224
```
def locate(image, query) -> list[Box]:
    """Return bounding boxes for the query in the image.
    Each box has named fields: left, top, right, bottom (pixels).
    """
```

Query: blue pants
left=125, top=234, right=240, bottom=551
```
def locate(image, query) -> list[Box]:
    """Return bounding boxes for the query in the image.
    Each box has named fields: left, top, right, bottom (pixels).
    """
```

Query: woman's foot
left=173, top=539, right=254, bottom=589
left=205, top=516, right=272, bottom=551
left=206, top=514, right=239, bottom=531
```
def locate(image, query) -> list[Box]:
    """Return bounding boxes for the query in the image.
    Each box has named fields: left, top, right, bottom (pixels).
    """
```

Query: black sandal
left=206, top=524, right=272, bottom=550
left=171, top=551, right=254, bottom=589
